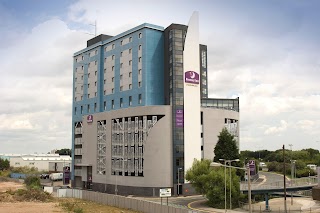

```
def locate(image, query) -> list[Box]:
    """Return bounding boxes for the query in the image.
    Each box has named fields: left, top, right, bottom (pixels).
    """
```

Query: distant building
left=0, top=153, right=71, bottom=172
left=71, top=13, right=239, bottom=196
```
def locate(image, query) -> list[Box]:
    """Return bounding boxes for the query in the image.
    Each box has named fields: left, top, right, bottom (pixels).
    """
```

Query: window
left=139, top=69, right=142, bottom=75
left=129, top=48, right=132, bottom=54
left=81, top=106, right=83, bottom=113
left=129, top=60, right=132, bottom=65
left=82, top=56, right=84, bottom=60
left=81, top=95, right=83, bottom=100
left=81, top=75, right=83, bottom=80
left=112, top=88, right=114, bottom=93
left=120, top=86, right=123, bottom=91
left=139, top=45, right=142, bottom=50
left=87, top=104, right=90, bottom=112
left=120, top=75, right=123, bottom=80
left=88, top=83, right=90, bottom=88
left=95, top=50, right=98, bottom=55
left=139, top=57, right=142, bottom=63
left=75, top=97, right=77, bottom=102
left=89, top=53, right=91, bottom=57
left=95, top=81, right=97, bottom=86
left=75, top=87, right=77, bottom=92
left=129, top=37, right=132, bottom=42
left=95, top=60, right=97, bottom=65
left=88, top=73, right=90, bottom=78
left=95, top=92, right=97, bottom=97
left=121, top=40, right=123, bottom=45
left=139, top=33, right=142, bottom=38
left=120, top=63, right=123, bottom=68
left=112, top=66, right=114, bottom=71
left=94, top=103, right=97, bottom=112
left=76, top=58, right=78, bottom=62
left=104, top=68, right=106, bottom=73
left=112, top=77, right=114, bottom=82
left=129, top=84, right=132, bottom=89
left=75, top=107, right=77, bottom=114
left=129, top=72, right=132, bottom=77
left=112, top=55, right=115, bottom=60
left=88, top=94, right=90, bottom=98
left=138, top=81, right=142, bottom=87
left=88, top=62, right=91, bottom=67
left=95, top=71, right=97, bottom=76
left=104, top=101, right=106, bottom=110
left=129, top=96, right=132, bottom=106
left=81, top=85, right=83, bottom=90
left=112, top=100, right=114, bottom=109
left=112, top=44, right=115, bottom=49
left=120, top=98, right=123, bottom=107
left=75, top=77, right=77, bottom=82
left=81, top=66, right=84, bottom=70
left=104, top=58, right=106, bottom=63
left=104, top=79, right=106, bottom=84
left=138, top=94, right=142, bottom=104
left=121, top=52, right=123, bottom=57
left=104, top=90, right=106, bottom=95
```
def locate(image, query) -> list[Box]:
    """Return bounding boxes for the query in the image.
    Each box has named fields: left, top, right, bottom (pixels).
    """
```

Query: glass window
left=138, top=94, right=142, bottom=104
left=120, top=98, right=123, bottom=107
left=87, top=104, right=90, bottom=112
left=104, top=101, right=106, bottom=110
left=139, top=33, right=142, bottom=38
left=112, top=100, right=114, bottom=109
left=129, top=96, right=132, bottom=106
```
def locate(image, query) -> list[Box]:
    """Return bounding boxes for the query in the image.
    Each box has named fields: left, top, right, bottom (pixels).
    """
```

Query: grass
left=58, top=198, right=140, bottom=213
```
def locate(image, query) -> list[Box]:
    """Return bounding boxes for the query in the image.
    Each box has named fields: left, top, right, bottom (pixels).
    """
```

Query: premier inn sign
left=185, top=71, right=199, bottom=84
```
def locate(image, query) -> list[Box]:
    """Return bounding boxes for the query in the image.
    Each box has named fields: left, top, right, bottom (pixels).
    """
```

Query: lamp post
left=219, top=159, right=240, bottom=210
left=177, top=167, right=182, bottom=196
left=210, top=162, right=252, bottom=213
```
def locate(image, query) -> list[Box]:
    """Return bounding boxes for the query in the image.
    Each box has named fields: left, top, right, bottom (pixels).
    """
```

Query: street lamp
left=177, top=167, right=182, bottom=196
left=219, top=159, right=240, bottom=211
left=210, top=162, right=252, bottom=213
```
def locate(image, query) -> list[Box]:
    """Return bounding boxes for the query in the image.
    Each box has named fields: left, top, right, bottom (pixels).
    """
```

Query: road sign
left=159, top=188, right=171, bottom=197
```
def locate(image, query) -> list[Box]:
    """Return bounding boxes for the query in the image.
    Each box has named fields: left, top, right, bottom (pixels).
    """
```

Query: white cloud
left=264, top=120, right=288, bottom=135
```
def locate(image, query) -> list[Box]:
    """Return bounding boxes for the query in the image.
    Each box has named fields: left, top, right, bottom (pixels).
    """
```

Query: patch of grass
left=58, top=198, right=140, bottom=213
left=0, top=188, right=53, bottom=202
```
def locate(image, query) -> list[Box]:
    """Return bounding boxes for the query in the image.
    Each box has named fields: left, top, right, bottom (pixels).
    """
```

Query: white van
left=49, top=173, right=63, bottom=181
left=307, top=164, right=317, bottom=171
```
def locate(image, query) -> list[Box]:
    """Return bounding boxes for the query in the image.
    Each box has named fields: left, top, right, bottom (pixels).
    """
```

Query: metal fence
left=57, top=189, right=200, bottom=213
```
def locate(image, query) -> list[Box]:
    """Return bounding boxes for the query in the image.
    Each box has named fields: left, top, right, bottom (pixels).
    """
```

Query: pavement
left=187, top=174, right=320, bottom=212
left=188, top=197, right=320, bottom=212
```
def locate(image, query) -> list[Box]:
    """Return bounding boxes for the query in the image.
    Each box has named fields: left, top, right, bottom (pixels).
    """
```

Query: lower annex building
left=71, top=13, right=239, bottom=196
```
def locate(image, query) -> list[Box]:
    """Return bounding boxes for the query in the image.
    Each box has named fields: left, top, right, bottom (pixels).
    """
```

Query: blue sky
left=1, top=0, right=320, bottom=153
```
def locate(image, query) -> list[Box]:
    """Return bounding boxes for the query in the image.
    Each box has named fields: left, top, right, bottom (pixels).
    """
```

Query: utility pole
left=283, top=145, right=287, bottom=213
left=289, top=144, right=293, bottom=205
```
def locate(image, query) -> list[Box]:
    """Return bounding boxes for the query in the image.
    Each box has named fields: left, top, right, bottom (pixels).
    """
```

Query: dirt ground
left=0, top=180, right=139, bottom=213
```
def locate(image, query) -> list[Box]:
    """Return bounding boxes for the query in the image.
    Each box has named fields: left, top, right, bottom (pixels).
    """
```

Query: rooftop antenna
left=90, top=20, right=97, bottom=37
left=84, top=20, right=97, bottom=37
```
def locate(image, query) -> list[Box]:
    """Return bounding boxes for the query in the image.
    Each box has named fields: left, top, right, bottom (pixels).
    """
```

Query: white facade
left=183, top=12, right=201, bottom=172
left=9, top=154, right=71, bottom=172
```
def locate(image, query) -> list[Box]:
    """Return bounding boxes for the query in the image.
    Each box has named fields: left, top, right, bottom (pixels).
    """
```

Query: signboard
left=159, top=188, right=171, bottom=197
left=249, top=160, right=256, bottom=176
left=63, top=166, right=70, bottom=185
left=176, top=109, right=184, bottom=127
left=185, top=71, right=199, bottom=85
left=87, top=115, right=93, bottom=123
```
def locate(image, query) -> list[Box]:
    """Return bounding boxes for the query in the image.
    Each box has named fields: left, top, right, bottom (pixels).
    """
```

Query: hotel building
left=71, top=13, right=239, bottom=196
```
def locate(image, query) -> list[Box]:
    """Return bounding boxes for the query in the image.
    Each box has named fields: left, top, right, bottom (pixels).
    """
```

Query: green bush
left=296, top=169, right=317, bottom=178
left=24, top=176, right=41, bottom=189
left=59, top=200, right=84, bottom=213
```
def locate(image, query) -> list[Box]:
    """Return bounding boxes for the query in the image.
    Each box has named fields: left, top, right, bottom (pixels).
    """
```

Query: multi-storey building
left=71, top=13, right=239, bottom=196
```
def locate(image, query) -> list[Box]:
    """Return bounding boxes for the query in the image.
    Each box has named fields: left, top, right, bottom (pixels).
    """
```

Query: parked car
left=40, top=174, right=49, bottom=179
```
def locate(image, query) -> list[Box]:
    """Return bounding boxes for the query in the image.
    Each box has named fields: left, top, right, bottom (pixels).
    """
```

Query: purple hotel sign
left=185, top=71, right=199, bottom=84
left=249, top=160, right=256, bottom=176
left=87, top=115, right=93, bottom=123
left=176, top=109, right=184, bottom=127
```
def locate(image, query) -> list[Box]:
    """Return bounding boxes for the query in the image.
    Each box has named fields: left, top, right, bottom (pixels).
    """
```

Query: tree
left=214, top=128, right=240, bottom=163
left=0, top=159, right=10, bottom=170
left=186, top=159, right=241, bottom=208
left=55, top=149, right=72, bottom=156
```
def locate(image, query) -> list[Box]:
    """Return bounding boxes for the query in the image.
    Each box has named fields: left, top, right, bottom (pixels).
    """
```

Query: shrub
left=59, top=200, right=84, bottom=213
left=24, top=176, right=41, bottom=189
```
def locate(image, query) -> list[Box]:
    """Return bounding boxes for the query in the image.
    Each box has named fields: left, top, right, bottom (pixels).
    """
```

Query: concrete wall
left=202, top=108, right=239, bottom=161
left=79, top=105, right=172, bottom=194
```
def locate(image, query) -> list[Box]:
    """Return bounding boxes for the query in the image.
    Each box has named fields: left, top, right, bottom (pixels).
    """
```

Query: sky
left=0, top=0, right=320, bottom=153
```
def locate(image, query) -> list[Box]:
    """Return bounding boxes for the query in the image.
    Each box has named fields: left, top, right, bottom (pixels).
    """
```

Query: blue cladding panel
left=72, top=25, right=164, bottom=117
